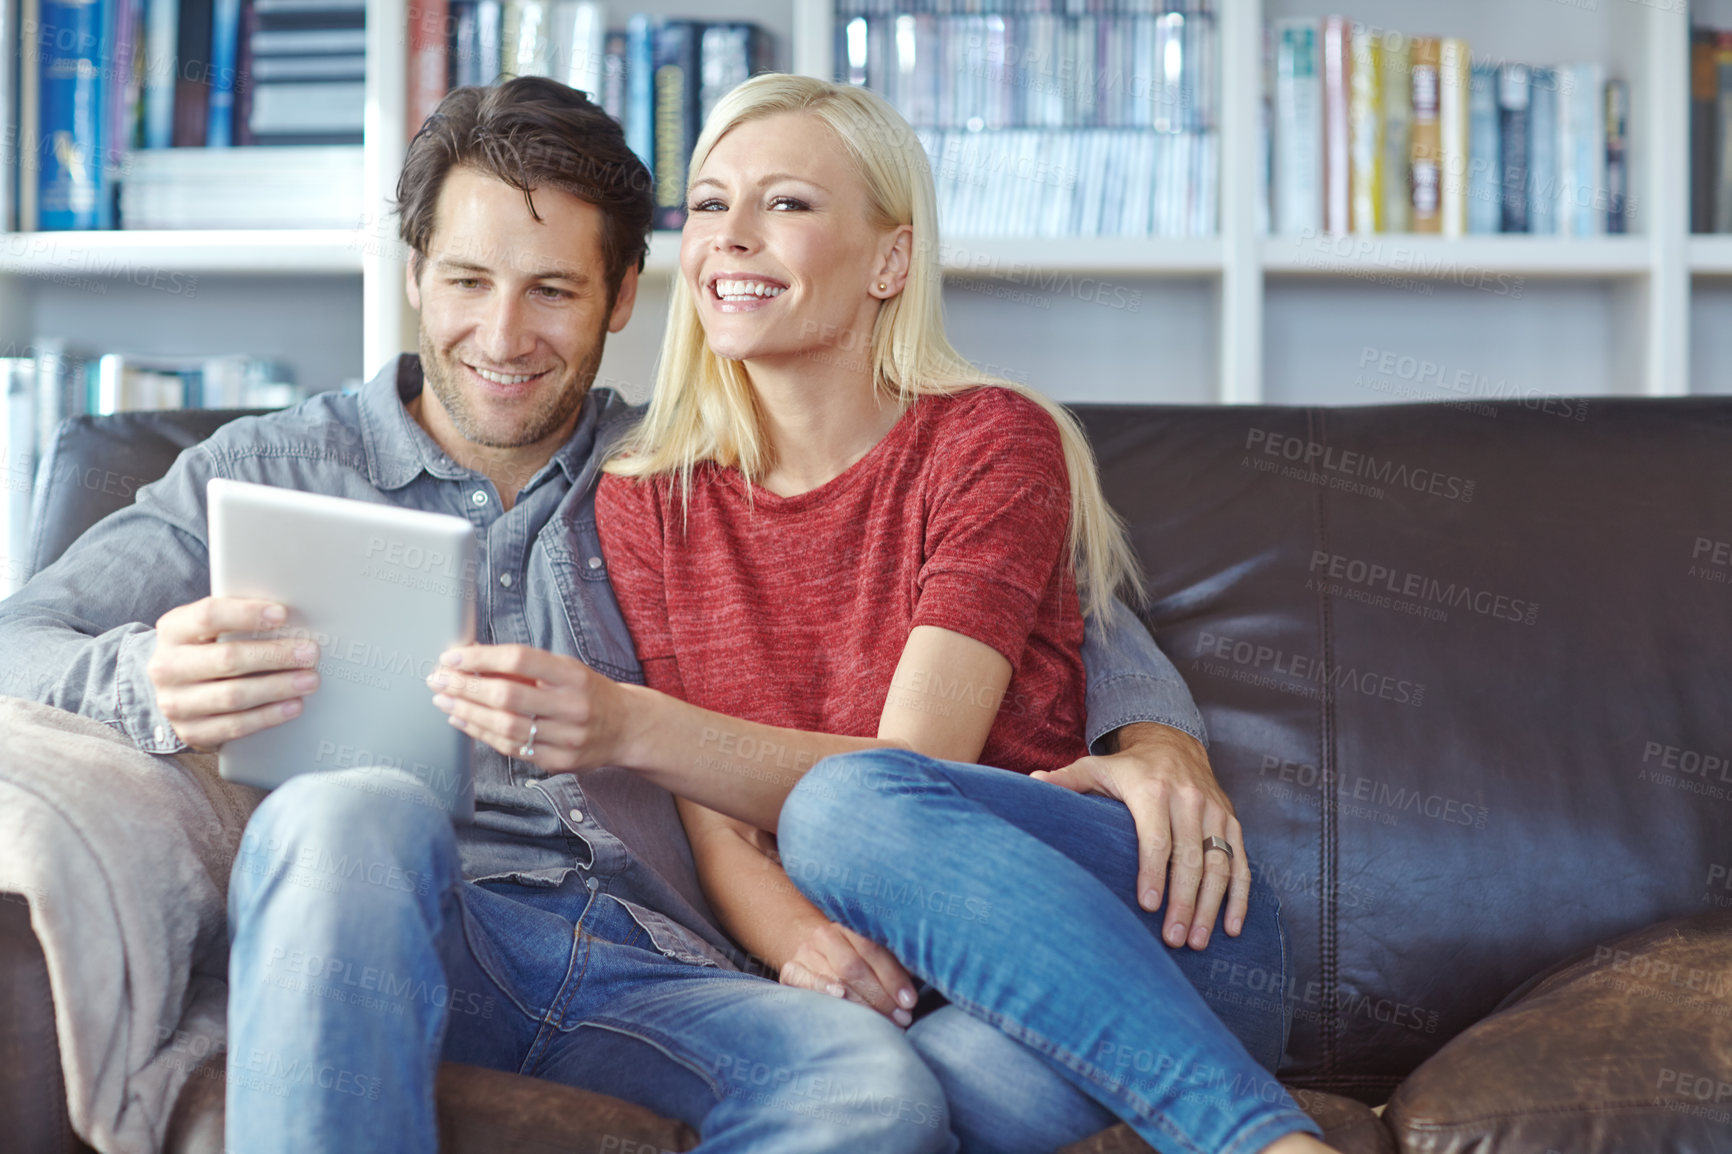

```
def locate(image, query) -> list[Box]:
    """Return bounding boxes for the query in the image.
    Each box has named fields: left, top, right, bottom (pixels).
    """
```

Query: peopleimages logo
left=1244, top=429, right=1476, bottom=504
left=1307, top=550, right=1540, bottom=626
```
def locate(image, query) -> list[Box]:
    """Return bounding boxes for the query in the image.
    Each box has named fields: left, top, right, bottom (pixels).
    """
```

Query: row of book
left=1, top=346, right=300, bottom=593
left=1265, top=19, right=1629, bottom=238
left=837, top=1, right=1216, bottom=237
left=835, top=1, right=1216, bottom=132
left=919, top=127, right=1214, bottom=238
left=427, top=7, right=774, bottom=231
left=1, top=0, right=367, bottom=230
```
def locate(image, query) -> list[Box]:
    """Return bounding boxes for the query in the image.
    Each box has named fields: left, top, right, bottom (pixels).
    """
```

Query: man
left=0, top=78, right=1249, bottom=1152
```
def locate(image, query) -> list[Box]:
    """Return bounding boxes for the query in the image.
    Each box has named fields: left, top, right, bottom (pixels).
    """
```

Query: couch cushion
left=1072, top=400, right=1732, bottom=1101
left=1384, top=910, right=1732, bottom=1153
left=1055, top=1087, right=1394, bottom=1154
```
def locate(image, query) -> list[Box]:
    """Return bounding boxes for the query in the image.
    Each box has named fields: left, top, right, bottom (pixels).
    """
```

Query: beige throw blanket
left=0, top=696, right=262, bottom=1153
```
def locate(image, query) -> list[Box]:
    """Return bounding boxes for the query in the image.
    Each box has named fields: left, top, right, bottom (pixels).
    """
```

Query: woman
left=438, top=74, right=1333, bottom=1154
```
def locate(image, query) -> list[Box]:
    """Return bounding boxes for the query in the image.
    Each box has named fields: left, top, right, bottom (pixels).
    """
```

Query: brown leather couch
left=6, top=398, right=1731, bottom=1153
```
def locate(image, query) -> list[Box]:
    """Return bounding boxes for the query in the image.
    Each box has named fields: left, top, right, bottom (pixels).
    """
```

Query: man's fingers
left=159, top=668, right=320, bottom=723
left=1190, top=818, right=1235, bottom=951
left=1029, top=759, right=1099, bottom=796
left=1161, top=787, right=1204, bottom=948
left=1225, top=817, right=1252, bottom=936
left=171, top=696, right=305, bottom=752
left=155, top=636, right=319, bottom=688
left=156, top=597, right=287, bottom=646
left=1125, top=782, right=1175, bottom=914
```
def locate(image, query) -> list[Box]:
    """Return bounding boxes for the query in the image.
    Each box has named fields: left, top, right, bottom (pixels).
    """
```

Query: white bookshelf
left=1, top=0, right=1727, bottom=403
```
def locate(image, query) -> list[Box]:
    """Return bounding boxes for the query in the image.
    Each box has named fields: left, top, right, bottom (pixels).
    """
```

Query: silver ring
left=518, top=716, right=538, bottom=760
left=1202, top=835, right=1234, bottom=861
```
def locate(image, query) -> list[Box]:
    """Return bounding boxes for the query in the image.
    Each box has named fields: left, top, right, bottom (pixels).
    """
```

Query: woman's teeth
left=715, top=280, right=785, bottom=301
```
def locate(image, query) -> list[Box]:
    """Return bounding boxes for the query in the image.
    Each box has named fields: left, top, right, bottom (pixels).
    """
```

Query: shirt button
left=568, top=808, right=584, bottom=823
left=153, top=724, right=167, bottom=745
left=585, top=876, right=598, bottom=891
left=499, top=573, right=513, bottom=587
left=586, top=556, right=602, bottom=570
left=471, top=490, right=488, bottom=506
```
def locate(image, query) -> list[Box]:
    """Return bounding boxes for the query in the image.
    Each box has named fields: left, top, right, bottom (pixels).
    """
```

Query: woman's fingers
left=812, top=925, right=913, bottom=1026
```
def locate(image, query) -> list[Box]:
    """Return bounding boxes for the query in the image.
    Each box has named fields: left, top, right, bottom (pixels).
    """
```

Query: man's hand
left=147, top=598, right=322, bottom=751
left=779, top=921, right=918, bottom=1028
left=1032, top=722, right=1250, bottom=950
left=427, top=644, right=630, bottom=771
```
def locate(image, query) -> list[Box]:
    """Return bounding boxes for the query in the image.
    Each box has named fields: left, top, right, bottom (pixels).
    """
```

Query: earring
left=877, top=282, right=887, bottom=292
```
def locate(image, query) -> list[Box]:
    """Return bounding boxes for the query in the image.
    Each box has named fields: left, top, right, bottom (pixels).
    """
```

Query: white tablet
left=208, top=478, right=478, bottom=820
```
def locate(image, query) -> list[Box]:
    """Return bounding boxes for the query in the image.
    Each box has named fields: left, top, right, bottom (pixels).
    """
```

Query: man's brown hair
left=394, top=76, right=653, bottom=304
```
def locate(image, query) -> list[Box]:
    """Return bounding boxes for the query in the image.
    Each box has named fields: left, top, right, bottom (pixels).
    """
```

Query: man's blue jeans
left=778, top=750, right=1323, bottom=1154
left=226, top=768, right=955, bottom=1153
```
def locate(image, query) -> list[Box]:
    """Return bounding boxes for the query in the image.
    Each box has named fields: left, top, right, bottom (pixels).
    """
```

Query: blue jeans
left=778, top=749, right=1322, bottom=1154
left=226, top=768, right=955, bottom=1154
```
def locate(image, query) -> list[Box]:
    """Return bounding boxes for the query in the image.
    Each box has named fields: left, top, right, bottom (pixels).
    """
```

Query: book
left=249, top=81, right=365, bottom=135
left=1409, top=37, right=1441, bottom=234
left=1528, top=68, right=1559, bottom=235
left=1319, top=16, right=1349, bottom=236
left=651, top=19, right=699, bottom=231
left=17, top=0, right=41, bottom=230
left=1717, top=36, right=1732, bottom=232
left=1499, top=65, right=1530, bottom=234
left=243, top=0, right=365, bottom=145
left=1273, top=18, right=1321, bottom=236
left=173, top=0, right=215, bottom=146
left=407, top=0, right=448, bottom=137
left=1606, top=78, right=1629, bottom=234
left=501, top=0, right=549, bottom=77
left=1, top=359, right=36, bottom=595
left=1561, top=62, right=1606, bottom=236
left=1467, top=63, right=1500, bottom=234
left=1694, top=28, right=1719, bottom=234
left=0, top=0, right=16, bottom=229
left=1438, top=38, right=1470, bottom=237
left=141, top=0, right=178, bottom=147
left=207, top=0, right=244, bottom=145
left=32, top=340, right=85, bottom=468
left=119, top=144, right=362, bottom=228
left=38, top=0, right=112, bottom=229
left=1380, top=35, right=1410, bottom=233
left=624, top=13, right=654, bottom=177
left=549, top=0, right=603, bottom=100
left=1348, top=23, right=1382, bottom=234
left=699, top=23, right=771, bottom=130
left=600, top=28, right=626, bottom=119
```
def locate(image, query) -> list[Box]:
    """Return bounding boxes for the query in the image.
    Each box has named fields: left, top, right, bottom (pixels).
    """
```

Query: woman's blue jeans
left=778, top=749, right=1322, bottom=1154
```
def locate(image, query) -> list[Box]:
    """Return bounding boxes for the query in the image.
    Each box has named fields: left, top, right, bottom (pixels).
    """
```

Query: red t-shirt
left=594, top=387, right=1087, bottom=775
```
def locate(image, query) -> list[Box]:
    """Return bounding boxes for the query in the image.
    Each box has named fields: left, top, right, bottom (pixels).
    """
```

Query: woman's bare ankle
left=1258, top=1133, right=1337, bottom=1154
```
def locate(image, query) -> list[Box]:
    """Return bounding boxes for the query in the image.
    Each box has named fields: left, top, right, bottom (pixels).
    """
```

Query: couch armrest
left=0, top=894, right=97, bottom=1154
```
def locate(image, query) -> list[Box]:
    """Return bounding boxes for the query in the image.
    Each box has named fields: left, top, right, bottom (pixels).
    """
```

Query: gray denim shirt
left=0, top=355, right=1207, bottom=971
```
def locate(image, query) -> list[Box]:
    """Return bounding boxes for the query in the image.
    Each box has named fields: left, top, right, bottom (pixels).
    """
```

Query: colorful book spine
left=1527, top=68, right=1559, bottom=235
left=1562, top=62, right=1606, bottom=236
left=1694, top=29, right=1719, bottom=234
left=1605, top=78, right=1628, bottom=234
left=1438, top=38, right=1470, bottom=237
left=37, top=0, right=110, bottom=230
left=1498, top=65, right=1530, bottom=234
left=206, top=0, right=242, bottom=145
left=1467, top=63, right=1500, bottom=235
left=140, top=0, right=177, bottom=147
left=625, top=12, right=655, bottom=179
left=1716, top=36, right=1732, bottom=232
left=1409, top=37, right=1441, bottom=234
left=1273, top=18, right=1321, bottom=236
left=1381, top=33, right=1410, bottom=234
left=408, top=0, right=448, bottom=136
left=1348, top=23, right=1381, bottom=235
left=1320, top=16, right=1350, bottom=236
left=651, top=19, right=698, bottom=231
left=172, top=0, right=214, bottom=146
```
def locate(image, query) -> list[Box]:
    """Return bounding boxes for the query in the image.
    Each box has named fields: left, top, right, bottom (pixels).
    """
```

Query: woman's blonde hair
left=604, top=73, right=1142, bottom=619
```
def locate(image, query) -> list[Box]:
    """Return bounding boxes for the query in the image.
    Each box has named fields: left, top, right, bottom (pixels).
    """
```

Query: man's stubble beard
left=418, top=320, right=608, bottom=450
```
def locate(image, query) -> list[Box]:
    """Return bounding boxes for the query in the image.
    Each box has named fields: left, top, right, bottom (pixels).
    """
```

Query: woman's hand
left=1033, top=722, right=1251, bottom=951
left=426, top=644, right=633, bottom=771
left=779, top=921, right=919, bottom=1028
